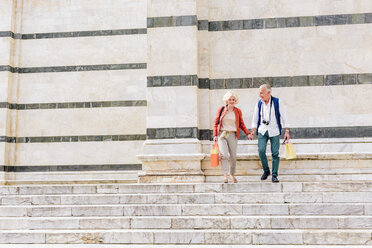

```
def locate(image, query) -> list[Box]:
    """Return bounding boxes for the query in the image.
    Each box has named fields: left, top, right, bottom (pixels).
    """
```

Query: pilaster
left=1, top=0, right=23, bottom=184
left=138, top=0, right=205, bottom=182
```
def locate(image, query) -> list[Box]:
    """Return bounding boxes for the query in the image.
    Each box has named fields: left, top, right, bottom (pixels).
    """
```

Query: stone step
left=1, top=191, right=372, bottom=205
left=0, top=203, right=370, bottom=217
left=2, top=171, right=139, bottom=185
left=2, top=179, right=138, bottom=185
left=0, top=245, right=369, bottom=248
left=206, top=174, right=372, bottom=182
left=1, top=181, right=371, bottom=195
left=246, top=168, right=372, bottom=175
left=0, top=229, right=371, bottom=245
left=0, top=216, right=371, bottom=230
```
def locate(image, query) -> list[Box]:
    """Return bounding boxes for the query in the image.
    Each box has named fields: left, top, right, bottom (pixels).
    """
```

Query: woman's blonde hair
left=223, top=91, right=239, bottom=104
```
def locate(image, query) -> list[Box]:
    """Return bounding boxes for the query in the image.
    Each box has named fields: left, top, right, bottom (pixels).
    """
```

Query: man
left=248, top=84, right=290, bottom=183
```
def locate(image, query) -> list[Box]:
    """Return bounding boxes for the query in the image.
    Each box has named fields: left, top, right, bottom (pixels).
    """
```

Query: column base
left=137, top=154, right=206, bottom=183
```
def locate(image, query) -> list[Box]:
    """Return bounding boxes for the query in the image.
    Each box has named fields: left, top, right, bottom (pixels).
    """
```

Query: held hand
left=284, top=131, right=290, bottom=142
left=213, top=136, right=218, bottom=142
left=248, top=134, right=254, bottom=140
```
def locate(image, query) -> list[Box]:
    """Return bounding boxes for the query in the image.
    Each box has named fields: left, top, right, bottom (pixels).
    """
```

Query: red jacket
left=213, top=106, right=250, bottom=139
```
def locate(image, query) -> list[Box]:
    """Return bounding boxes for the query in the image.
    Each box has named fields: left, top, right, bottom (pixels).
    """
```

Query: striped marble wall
left=0, top=0, right=148, bottom=182
left=1, top=0, right=372, bottom=183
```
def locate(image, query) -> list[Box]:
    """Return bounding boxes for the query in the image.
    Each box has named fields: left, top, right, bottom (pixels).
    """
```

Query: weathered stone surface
left=271, top=217, right=339, bottom=229
left=31, top=196, right=61, bottom=205
left=131, top=217, right=171, bottom=229
left=154, top=231, right=204, bottom=244
left=0, top=233, right=45, bottom=244
left=0, top=207, right=28, bottom=217
left=72, top=206, right=123, bottom=216
left=194, top=184, right=222, bottom=193
left=104, top=231, right=153, bottom=244
left=172, top=217, right=230, bottom=229
left=30, top=219, right=79, bottom=229
left=322, top=192, right=372, bottom=203
left=243, top=204, right=288, bottom=215
left=302, top=182, right=372, bottom=192
left=283, top=193, right=322, bottom=203
left=28, top=207, right=72, bottom=217
left=1, top=196, right=32, bottom=205
left=230, top=217, right=271, bottom=229
left=120, top=195, right=148, bottom=204
left=252, top=231, right=303, bottom=245
left=124, top=205, right=181, bottom=216
left=205, top=231, right=251, bottom=244
left=79, top=218, right=130, bottom=229
left=177, top=194, right=215, bottom=204
left=303, top=230, right=372, bottom=245
left=146, top=194, right=178, bottom=204
left=289, top=204, right=364, bottom=215
left=215, top=193, right=283, bottom=204
left=182, top=205, right=242, bottom=216
left=0, top=219, right=28, bottom=230
left=338, top=216, right=372, bottom=228
left=46, top=232, right=104, bottom=244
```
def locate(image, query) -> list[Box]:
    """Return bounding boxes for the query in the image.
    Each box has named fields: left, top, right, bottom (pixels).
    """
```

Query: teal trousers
left=258, top=131, right=280, bottom=177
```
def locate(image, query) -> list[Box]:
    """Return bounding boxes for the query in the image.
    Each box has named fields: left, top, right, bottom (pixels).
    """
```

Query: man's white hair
left=259, top=84, right=272, bottom=93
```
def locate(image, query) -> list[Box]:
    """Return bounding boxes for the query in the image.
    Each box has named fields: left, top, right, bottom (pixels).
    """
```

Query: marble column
left=138, top=0, right=205, bottom=183
left=0, top=0, right=22, bottom=184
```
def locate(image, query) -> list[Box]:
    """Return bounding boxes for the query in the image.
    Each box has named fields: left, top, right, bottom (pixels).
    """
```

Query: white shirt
left=251, top=96, right=289, bottom=137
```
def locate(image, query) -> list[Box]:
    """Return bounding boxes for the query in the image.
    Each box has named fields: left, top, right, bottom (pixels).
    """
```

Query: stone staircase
left=0, top=176, right=371, bottom=247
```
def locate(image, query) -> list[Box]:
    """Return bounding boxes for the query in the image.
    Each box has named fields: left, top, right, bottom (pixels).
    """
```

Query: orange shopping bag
left=210, top=141, right=219, bottom=167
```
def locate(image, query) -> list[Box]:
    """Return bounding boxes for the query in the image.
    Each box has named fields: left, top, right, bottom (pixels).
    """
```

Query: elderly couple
left=213, top=84, right=290, bottom=183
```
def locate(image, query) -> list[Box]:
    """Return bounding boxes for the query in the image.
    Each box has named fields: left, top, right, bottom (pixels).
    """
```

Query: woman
left=213, top=91, right=252, bottom=183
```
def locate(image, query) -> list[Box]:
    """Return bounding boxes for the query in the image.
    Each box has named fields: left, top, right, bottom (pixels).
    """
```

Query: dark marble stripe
left=210, top=73, right=372, bottom=89
left=0, top=31, right=13, bottom=37
left=2, top=164, right=142, bottom=172
left=1, top=28, right=146, bottom=40
left=290, top=126, right=372, bottom=139
left=20, top=63, right=147, bottom=73
left=147, top=75, right=198, bottom=87
left=0, top=65, right=13, bottom=72
left=198, top=78, right=210, bottom=89
left=0, top=63, right=146, bottom=74
left=0, top=100, right=147, bottom=110
left=198, top=20, right=209, bottom=30
left=147, top=15, right=197, bottom=28
left=207, top=13, right=372, bottom=31
left=2, top=126, right=372, bottom=142
left=147, top=73, right=371, bottom=89
left=1, top=135, right=146, bottom=143
left=147, top=127, right=198, bottom=139
left=21, top=28, right=147, bottom=39
left=199, top=126, right=372, bottom=140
